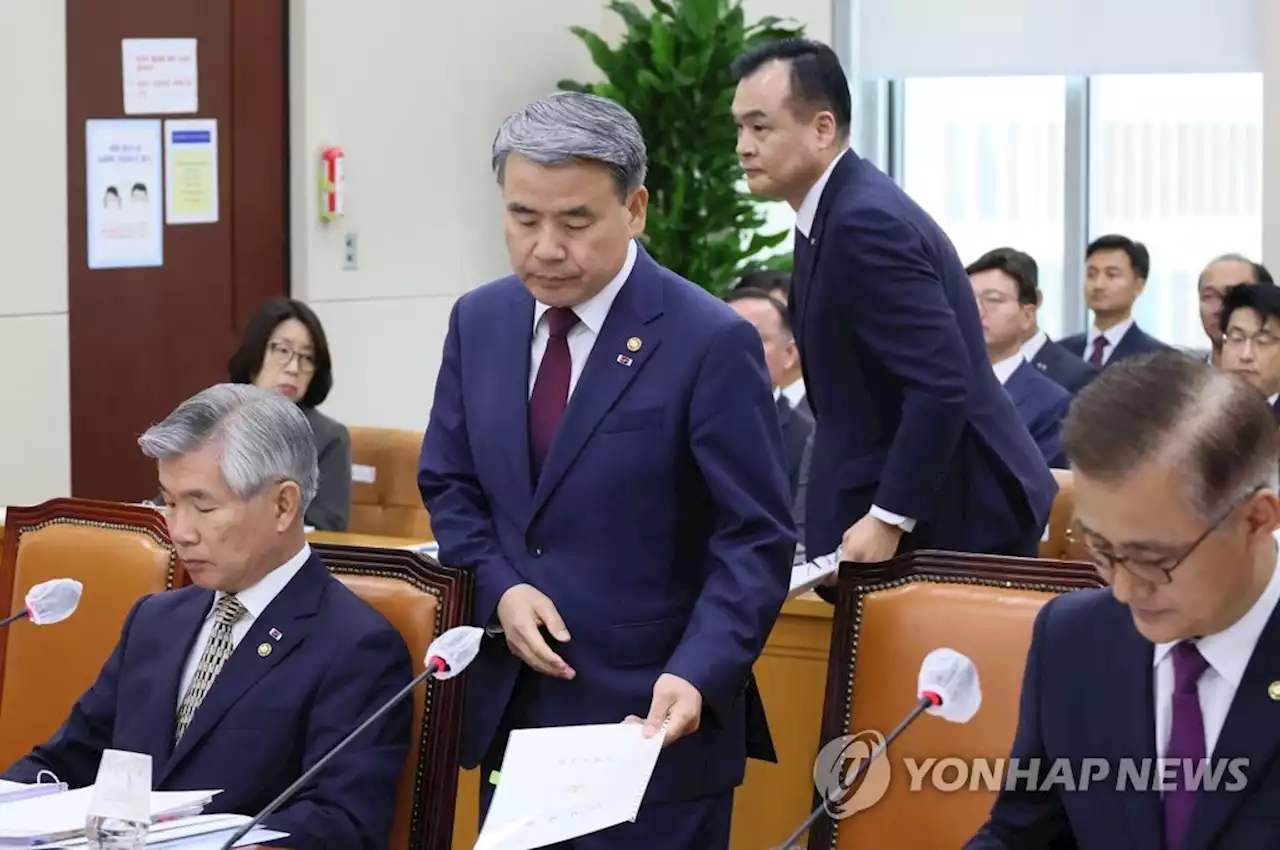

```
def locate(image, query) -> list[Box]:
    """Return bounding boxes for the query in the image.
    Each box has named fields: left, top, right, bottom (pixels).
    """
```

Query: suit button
left=530, top=546, right=543, bottom=558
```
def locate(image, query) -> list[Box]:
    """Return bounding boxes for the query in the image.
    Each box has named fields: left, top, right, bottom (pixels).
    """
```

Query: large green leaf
left=560, top=0, right=804, bottom=295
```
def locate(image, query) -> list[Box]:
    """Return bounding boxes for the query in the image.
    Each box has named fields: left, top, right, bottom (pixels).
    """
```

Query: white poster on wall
left=86, top=119, right=164, bottom=270
left=163, top=119, right=218, bottom=225
left=121, top=38, right=198, bottom=115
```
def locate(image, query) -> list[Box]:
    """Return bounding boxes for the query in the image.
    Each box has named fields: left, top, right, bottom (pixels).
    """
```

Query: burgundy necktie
left=529, top=307, right=579, bottom=480
left=1088, top=335, right=1109, bottom=367
left=1163, top=640, right=1209, bottom=850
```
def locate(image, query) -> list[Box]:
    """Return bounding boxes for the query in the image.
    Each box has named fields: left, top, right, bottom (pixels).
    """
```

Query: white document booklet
left=789, top=549, right=841, bottom=597
left=474, top=722, right=666, bottom=850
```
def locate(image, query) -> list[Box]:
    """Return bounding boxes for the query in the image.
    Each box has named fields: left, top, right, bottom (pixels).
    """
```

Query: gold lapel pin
left=1268, top=681, right=1280, bottom=701
left=626, top=337, right=642, bottom=352
left=257, top=642, right=272, bottom=658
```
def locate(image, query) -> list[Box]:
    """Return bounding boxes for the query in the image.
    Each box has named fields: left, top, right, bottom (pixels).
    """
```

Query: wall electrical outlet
left=343, top=233, right=358, bottom=270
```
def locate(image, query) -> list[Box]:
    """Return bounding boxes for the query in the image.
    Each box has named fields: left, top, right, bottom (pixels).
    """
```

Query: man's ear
left=274, top=480, right=303, bottom=532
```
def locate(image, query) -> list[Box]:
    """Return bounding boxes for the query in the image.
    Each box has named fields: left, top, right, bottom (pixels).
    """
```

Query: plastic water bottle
left=84, top=814, right=148, bottom=849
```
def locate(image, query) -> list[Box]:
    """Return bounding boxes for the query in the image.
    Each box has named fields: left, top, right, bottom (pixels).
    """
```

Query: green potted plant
left=560, top=0, right=804, bottom=295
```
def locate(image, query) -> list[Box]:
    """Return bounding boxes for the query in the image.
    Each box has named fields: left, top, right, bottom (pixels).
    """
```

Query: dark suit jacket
left=418, top=245, right=796, bottom=804
left=967, top=584, right=1280, bottom=849
left=790, top=151, right=1056, bottom=561
left=1029, top=338, right=1098, bottom=394
left=3, top=553, right=413, bottom=850
left=777, top=394, right=814, bottom=506
left=1061, top=323, right=1170, bottom=367
left=303, top=406, right=352, bottom=532
left=1003, top=361, right=1070, bottom=468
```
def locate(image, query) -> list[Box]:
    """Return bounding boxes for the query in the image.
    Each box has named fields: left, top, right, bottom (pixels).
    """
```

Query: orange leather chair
left=348, top=427, right=434, bottom=539
left=313, top=543, right=473, bottom=850
left=0, top=498, right=183, bottom=769
left=1040, top=468, right=1088, bottom=561
left=808, top=550, right=1104, bottom=850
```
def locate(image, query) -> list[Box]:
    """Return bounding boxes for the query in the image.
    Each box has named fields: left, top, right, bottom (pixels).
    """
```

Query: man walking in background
left=732, top=38, right=1055, bottom=580
left=419, top=91, right=795, bottom=849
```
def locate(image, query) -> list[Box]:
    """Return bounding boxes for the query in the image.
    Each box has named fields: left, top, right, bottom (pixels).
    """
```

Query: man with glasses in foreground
left=967, top=350, right=1280, bottom=850
left=1219, top=282, right=1280, bottom=424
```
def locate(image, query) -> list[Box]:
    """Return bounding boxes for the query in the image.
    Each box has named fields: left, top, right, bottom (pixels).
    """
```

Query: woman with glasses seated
left=225, top=298, right=352, bottom=530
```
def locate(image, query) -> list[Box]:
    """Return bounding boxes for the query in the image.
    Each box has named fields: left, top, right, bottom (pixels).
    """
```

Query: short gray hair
left=139, top=383, right=319, bottom=510
left=1198, top=253, right=1258, bottom=287
left=492, top=91, right=648, bottom=200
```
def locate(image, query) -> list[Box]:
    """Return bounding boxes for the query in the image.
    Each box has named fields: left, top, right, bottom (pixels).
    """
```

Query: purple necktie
left=1164, top=640, right=1209, bottom=850
left=529, top=307, right=579, bottom=480
left=1088, top=335, right=1109, bottom=367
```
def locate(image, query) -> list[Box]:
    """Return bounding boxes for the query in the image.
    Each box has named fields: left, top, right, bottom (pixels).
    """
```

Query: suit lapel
left=159, top=555, right=328, bottom=783
left=494, top=285, right=536, bottom=508
left=1183, top=604, right=1280, bottom=850
left=141, top=590, right=212, bottom=776
left=529, top=251, right=664, bottom=520
left=1117, top=622, right=1163, bottom=850
left=792, top=153, right=857, bottom=350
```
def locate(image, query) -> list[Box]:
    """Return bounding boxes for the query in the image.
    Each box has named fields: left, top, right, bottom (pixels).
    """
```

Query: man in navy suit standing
left=1061, top=235, right=1171, bottom=368
left=968, top=352, right=1280, bottom=849
left=418, top=92, right=795, bottom=849
left=731, top=39, right=1056, bottom=572
left=4, top=384, right=414, bottom=850
left=967, top=249, right=1071, bottom=468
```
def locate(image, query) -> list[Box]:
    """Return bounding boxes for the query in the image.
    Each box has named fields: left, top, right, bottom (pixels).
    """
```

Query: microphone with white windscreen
left=217, top=625, right=487, bottom=850
left=0, top=579, right=84, bottom=627
left=774, top=648, right=983, bottom=849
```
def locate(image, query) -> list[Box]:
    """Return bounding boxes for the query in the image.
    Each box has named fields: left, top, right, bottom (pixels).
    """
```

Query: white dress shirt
left=528, top=239, right=637, bottom=399
left=991, top=353, right=1024, bottom=386
left=1021, top=330, right=1049, bottom=362
left=1085, top=318, right=1134, bottom=367
left=176, top=543, right=312, bottom=706
left=795, top=146, right=915, bottom=533
left=781, top=378, right=807, bottom=409
left=1152, top=534, right=1280, bottom=760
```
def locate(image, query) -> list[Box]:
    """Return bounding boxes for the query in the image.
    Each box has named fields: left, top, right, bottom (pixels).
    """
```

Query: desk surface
left=306, top=530, right=434, bottom=550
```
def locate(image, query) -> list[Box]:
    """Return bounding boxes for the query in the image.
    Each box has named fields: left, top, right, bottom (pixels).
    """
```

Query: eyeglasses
left=1066, top=485, right=1266, bottom=585
left=267, top=341, right=316, bottom=374
left=1223, top=328, right=1280, bottom=351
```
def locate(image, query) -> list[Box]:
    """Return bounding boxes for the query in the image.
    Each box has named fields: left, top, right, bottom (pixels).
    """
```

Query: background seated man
left=967, top=248, right=1071, bottom=468
left=1219, top=282, right=1280, bottom=423
left=4, top=384, right=413, bottom=850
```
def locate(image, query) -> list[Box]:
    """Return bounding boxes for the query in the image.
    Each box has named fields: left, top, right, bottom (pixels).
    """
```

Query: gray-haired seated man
left=3, top=384, right=413, bottom=850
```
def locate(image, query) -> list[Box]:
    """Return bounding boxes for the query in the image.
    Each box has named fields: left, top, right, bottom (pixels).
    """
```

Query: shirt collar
left=217, top=542, right=312, bottom=622
left=1152, top=532, right=1280, bottom=689
left=781, top=378, right=806, bottom=406
left=991, top=353, right=1025, bottom=385
left=772, top=386, right=781, bottom=401
left=532, top=239, right=637, bottom=334
left=1021, top=329, right=1049, bottom=361
left=795, top=149, right=849, bottom=238
left=1092, top=318, right=1134, bottom=350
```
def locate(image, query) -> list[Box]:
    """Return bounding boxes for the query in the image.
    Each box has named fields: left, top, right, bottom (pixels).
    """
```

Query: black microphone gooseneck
left=0, top=610, right=30, bottom=627
left=775, top=694, right=936, bottom=850
left=216, top=657, right=445, bottom=850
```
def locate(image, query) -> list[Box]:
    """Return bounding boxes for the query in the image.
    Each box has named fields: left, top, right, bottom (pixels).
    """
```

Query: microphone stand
left=217, top=657, right=445, bottom=850
left=775, top=694, right=934, bottom=850
left=0, top=610, right=30, bottom=627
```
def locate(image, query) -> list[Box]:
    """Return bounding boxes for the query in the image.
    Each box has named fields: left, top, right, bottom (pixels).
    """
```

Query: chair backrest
left=810, top=550, right=1105, bottom=850
left=0, top=498, right=182, bottom=769
left=348, top=427, right=434, bottom=539
left=313, top=543, right=473, bottom=850
left=1040, top=468, right=1088, bottom=561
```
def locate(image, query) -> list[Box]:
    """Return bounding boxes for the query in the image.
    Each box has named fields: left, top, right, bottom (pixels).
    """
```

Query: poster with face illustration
left=86, top=119, right=163, bottom=269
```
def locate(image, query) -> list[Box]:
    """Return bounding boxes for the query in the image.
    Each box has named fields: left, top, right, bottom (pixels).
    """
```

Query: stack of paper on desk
left=0, top=787, right=220, bottom=846
left=40, top=814, right=287, bottom=848
left=475, top=722, right=666, bottom=850
left=0, top=779, right=67, bottom=806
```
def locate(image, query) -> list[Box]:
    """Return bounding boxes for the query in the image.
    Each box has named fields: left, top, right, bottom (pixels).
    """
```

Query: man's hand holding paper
left=623, top=673, right=703, bottom=747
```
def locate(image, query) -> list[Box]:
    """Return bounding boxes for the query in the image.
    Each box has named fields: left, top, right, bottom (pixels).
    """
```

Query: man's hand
left=624, top=673, right=702, bottom=747
left=496, top=584, right=575, bottom=679
left=838, top=514, right=904, bottom=568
